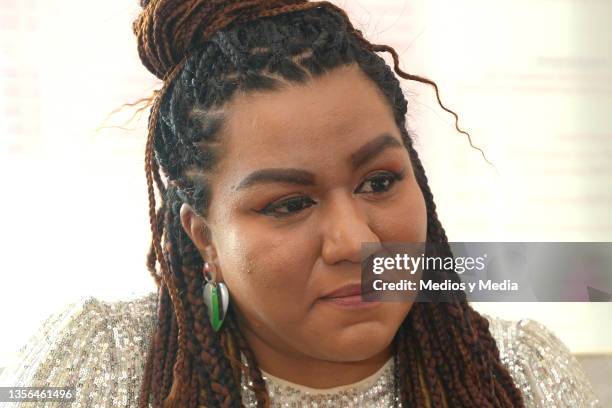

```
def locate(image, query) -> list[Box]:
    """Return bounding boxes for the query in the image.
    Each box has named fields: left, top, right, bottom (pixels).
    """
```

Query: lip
left=320, top=294, right=381, bottom=308
left=321, top=283, right=366, bottom=299
left=319, top=283, right=380, bottom=309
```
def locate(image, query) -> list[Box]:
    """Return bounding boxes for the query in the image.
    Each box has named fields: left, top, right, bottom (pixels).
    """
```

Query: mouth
left=320, top=283, right=368, bottom=299
left=319, top=283, right=380, bottom=309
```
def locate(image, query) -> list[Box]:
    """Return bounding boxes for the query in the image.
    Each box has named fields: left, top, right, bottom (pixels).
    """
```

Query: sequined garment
left=0, top=292, right=602, bottom=407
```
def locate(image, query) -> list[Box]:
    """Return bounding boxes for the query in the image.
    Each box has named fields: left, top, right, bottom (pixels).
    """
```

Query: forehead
left=216, top=64, right=399, bottom=179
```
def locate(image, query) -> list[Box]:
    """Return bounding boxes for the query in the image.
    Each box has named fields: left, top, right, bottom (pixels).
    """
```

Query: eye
left=356, top=170, right=405, bottom=195
left=257, top=196, right=317, bottom=218
left=257, top=169, right=407, bottom=218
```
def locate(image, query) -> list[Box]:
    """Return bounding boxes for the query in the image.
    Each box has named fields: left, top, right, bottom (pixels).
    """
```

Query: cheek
left=372, top=181, right=428, bottom=242
left=216, top=222, right=312, bottom=324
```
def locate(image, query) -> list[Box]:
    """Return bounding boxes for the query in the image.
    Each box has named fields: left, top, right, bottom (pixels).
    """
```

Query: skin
left=180, top=63, right=427, bottom=389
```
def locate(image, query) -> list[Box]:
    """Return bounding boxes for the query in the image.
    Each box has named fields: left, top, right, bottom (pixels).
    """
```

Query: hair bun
left=132, top=0, right=198, bottom=80
left=132, top=0, right=314, bottom=80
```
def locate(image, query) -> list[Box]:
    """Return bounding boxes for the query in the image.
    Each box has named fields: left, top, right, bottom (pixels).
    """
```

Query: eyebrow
left=233, top=133, right=403, bottom=191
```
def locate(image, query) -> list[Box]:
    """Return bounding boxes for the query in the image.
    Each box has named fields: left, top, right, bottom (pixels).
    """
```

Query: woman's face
left=181, top=63, right=427, bottom=363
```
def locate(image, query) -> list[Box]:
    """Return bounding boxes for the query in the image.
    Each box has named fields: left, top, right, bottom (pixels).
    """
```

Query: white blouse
left=0, top=291, right=602, bottom=407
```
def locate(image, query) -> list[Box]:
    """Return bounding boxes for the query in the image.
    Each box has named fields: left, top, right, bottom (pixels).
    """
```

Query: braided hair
left=130, top=1, right=525, bottom=407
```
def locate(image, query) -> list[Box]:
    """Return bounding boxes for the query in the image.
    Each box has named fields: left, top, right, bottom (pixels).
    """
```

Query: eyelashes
left=358, top=169, right=406, bottom=195
left=259, top=195, right=317, bottom=218
left=257, top=169, right=407, bottom=218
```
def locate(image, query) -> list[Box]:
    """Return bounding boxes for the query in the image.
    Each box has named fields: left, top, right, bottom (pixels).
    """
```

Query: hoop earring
left=202, top=261, right=229, bottom=332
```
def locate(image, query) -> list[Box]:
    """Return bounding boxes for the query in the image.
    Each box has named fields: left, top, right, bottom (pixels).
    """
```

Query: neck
left=239, top=323, right=394, bottom=389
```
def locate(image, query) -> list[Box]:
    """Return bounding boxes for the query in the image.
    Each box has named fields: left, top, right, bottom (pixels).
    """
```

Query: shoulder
left=0, top=291, right=158, bottom=407
left=482, top=313, right=602, bottom=408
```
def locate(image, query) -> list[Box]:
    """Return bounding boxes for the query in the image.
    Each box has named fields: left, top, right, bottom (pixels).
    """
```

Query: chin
left=316, top=321, right=395, bottom=361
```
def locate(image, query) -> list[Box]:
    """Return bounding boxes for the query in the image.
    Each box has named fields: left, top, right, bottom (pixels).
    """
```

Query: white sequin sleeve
left=0, top=293, right=157, bottom=408
left=487, top=315, right=602, bottom=407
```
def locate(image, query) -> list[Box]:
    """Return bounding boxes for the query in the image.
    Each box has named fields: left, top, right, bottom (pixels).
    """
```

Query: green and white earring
left=202, top=261, right=229, bottom=332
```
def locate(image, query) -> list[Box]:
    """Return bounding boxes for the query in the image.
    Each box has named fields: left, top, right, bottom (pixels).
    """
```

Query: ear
left=179, top=203, right=218, bottom=263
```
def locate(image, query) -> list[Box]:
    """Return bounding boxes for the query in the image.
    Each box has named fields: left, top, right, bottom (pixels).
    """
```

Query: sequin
left=0, top=292, right=602, bottom=407
left=240, top=352, right=401, bottom=408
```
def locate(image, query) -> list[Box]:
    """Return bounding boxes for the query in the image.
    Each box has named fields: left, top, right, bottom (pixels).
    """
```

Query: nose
left=320, top=192, right=380, bottom=265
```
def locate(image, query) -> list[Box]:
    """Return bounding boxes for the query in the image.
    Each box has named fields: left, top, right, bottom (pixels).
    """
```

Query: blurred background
left=1, top=0, right=610, bottom=401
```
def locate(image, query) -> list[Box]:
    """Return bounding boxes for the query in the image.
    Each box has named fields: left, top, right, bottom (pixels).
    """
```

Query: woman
left=0, top=1, right=601, bottom=407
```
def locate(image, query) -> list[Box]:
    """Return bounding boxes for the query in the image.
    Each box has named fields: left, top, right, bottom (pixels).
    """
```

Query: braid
left=475, top=311, right=526, bottom=404
left=219, top=323, right=245, bottom=392
left=167, top=186, right=243, bottom=407
left=428, top=304, right=463, bottom=407
left=397, top=323, right=425, bottom=408
left=165, top=190, right=215, bottom=405
left=227, top=314, right=271, bottom=407
left=131, top=2, right=525, bottom=407
left=145, top=285, right=173, bottom=407
left=161, top=309, right=177, bottom=398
